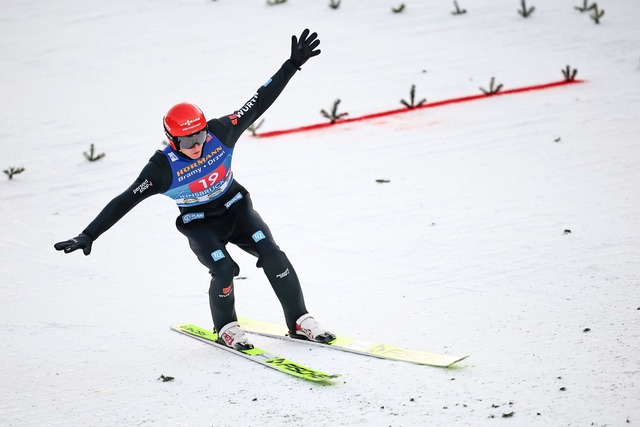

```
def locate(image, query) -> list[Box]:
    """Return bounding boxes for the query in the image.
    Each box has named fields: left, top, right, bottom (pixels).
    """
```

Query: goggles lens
left=177, top=128, right=207, bottom=150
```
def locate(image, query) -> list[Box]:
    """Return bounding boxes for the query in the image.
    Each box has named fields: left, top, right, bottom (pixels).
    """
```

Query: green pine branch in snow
left=452, top=1, right=467, bottom=15
left=248, top=119, right=265, bottom=136
left=575, top=0, right=597, bottom=12
left=590, top=4, right=605, bottom=24
left=480, top=77, right=503, bottom=95
left=518, top=0, right=535, bottom=17
left=3, top=166, right=25, bottom=180
left=562, top=65, right=578, bottom=82
left=400, top=85, right=427, bottom=109
left=84, top=144, right=106, bottom=162
left=321, top=99, right=349, bottom=123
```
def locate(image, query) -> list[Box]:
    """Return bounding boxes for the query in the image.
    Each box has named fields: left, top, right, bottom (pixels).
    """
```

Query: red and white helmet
left=163, top=102, right=207, bottom=150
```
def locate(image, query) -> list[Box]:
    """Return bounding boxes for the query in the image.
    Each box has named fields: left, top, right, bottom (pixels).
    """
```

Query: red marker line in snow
left=255, top=79, right=584, bottom=138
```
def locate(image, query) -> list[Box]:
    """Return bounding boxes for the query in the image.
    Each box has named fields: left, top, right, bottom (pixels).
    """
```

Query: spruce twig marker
left=400, top=85, right=426, bottom=109
left=562, top=65, right=578, bottom=82
left=479, top=77, right=503, bottom=95
left=84, top=144, right=106, bottom=162
left=590, top=4, right=605, bottom=24
left=452, top=1, right=467, bottom=15
left=575, top=0, right=597, bottom=12
left=518, top=0, right=535, bottom=17
left=329, top=0, right=341, bottom=9
left=321, top=99, right=349, bottom=123
left=392, top=4, right=405, bottom=13
left=248, top=119, right=265, bottom=136
left=3, top=166, right=25, bottom=180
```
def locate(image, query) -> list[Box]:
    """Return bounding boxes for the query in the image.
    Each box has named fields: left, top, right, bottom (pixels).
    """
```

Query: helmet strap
left=164, top=126, right=179, bottom=151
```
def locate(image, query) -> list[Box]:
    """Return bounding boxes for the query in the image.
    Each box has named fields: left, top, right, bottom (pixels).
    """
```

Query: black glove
left=54, top=233, right=94, bottom=256
left=290, top=28, right=321, bottom=68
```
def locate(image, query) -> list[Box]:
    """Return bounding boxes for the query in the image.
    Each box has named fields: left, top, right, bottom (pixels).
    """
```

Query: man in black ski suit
left=55, top=29, right=335, bottom=350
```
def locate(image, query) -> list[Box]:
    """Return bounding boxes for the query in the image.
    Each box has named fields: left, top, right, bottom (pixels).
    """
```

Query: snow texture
left=1, top=0, right=639, bottom=426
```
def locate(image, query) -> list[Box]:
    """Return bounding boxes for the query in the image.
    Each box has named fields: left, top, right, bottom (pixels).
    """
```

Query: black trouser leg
left=176, top=218, right=240, bottom=332
left=207, top=251, right=240, bottom=332
left=232, top=196, right=308, bottom=332
left=258, top=246, right=308, bottom=332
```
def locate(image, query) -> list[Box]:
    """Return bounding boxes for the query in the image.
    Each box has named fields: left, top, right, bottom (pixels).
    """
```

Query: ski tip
left=314, top=373, right=342, bottom=383
left=443, top=355, right=470, bottom=368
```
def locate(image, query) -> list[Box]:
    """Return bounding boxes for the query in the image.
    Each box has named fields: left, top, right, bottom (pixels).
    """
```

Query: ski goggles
left=176, top=128, right=208, bottom=150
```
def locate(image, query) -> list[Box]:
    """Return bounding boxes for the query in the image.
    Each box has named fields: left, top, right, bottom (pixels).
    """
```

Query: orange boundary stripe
left=255, top=79, right=584, bottom=138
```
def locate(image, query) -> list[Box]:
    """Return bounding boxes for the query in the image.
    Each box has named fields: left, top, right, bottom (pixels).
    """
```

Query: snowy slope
left=1, top=0, right=639, bottom=425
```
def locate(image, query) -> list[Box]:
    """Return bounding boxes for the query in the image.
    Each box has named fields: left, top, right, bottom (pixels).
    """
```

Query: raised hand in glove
left=290, top=28, right=321, bottom=68
left=54, top=233, right=94, bottom=256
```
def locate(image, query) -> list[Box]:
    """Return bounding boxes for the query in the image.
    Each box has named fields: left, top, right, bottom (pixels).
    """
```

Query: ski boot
left=217, top=321, right=254, bottom=350
left=291, top=314, right=336, bottom=343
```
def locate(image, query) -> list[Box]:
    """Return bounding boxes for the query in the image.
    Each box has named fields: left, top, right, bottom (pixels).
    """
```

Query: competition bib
left=161, top=133, right=234, bottom=207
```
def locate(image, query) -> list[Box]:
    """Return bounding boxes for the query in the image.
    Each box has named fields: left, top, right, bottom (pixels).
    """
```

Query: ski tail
left=238, top=317, right=469, bottom=368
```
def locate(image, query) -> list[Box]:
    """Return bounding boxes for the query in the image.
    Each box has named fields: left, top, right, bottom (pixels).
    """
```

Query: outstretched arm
left=54, top=158, right=166, bottom=255
left=211, top=29, right=321, bottom=145
left=54, top=187, right=147, bottom=256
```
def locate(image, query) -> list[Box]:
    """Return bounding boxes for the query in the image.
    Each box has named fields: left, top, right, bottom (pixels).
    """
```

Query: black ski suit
left=82, top=59, right=307, bottom=332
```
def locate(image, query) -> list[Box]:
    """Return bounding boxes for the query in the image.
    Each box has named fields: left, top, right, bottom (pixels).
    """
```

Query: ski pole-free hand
left=290, top=28, right=321, bottom=68
left=54, top=233, right=94, bottom=256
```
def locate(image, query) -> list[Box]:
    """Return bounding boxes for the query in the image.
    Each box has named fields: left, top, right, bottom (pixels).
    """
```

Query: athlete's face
left=175, top=127, right=207, bottom=160
left=180, top=144, right=203, bottom=159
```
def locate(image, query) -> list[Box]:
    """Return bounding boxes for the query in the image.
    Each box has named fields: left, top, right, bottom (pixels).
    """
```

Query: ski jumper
left=82, top=60, right=308, bottom=332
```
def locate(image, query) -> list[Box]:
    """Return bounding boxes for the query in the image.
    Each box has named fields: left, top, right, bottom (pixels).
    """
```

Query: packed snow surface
left=1, top=0, right=639, bottom=426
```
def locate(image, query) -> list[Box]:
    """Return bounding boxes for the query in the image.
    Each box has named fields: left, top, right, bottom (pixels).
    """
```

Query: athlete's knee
left=208, top=254, right=240, bottom=285
left=256, top=245, right=289, bottom=270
